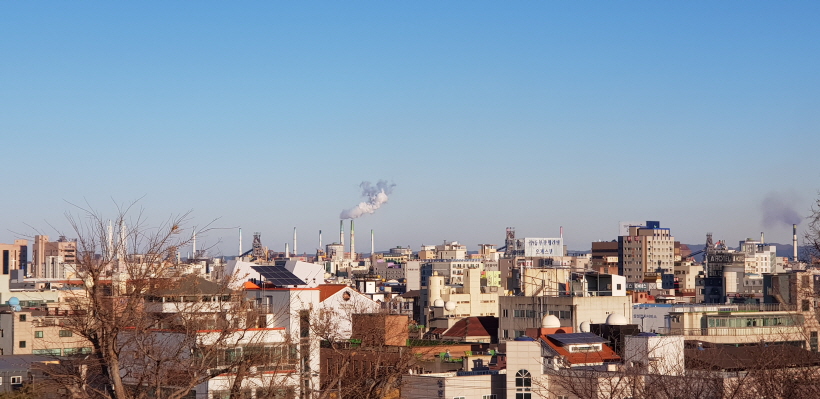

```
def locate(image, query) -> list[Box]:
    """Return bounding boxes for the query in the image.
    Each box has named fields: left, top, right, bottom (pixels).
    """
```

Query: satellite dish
left=8, top=297, right=19, bottom=306
left=444, top=301, right=456, bottom=311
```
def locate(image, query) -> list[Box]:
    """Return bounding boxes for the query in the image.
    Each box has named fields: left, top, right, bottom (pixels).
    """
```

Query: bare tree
left=313, top=304, right=425, bottom=399
left=37, top=203, right=299, bottom=399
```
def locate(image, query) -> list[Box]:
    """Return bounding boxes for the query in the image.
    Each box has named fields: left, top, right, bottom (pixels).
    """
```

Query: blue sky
left=2, top=2, right=819, bottom=256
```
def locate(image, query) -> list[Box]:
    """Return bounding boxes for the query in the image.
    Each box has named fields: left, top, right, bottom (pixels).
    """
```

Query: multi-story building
left=424, top=268, right=500, bottom=331
left=0, top=305, right=92, bottom=356
left=434, top=241, right=467, bottom=260
left=420, top=259, right=483, bottom=286
left=660, top=303, right=807, bottom=346
left=590, top=241, right=619, bottom=274
left=618, top=221, right=675, bottom=284
left=739, top=237, right=777, bottom=274
left=498, top=283, right=631, bottom=341
left=0, top=240, right=27, bottom=276
left=32, top=236, right=76, bottom=279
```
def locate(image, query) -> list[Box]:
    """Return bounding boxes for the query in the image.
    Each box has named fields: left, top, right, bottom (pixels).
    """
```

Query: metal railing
left=656, top=325, right=804, bottom=337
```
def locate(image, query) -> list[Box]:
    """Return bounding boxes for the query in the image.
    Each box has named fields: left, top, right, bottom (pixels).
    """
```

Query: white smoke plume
left=340, top=180, right=396, bottom=219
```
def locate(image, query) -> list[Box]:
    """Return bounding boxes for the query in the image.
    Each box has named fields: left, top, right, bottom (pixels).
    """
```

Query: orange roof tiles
left=318, top=284, right=348, bottom=301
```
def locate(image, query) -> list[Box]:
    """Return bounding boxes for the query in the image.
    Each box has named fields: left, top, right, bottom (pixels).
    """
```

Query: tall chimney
left=239, top=228, right=242, bottom=258
left=793, top=224, right=798, bottom=261
left=319, top=230, right=322, bottom=250
left=107, top=220, right=113, bottom=260
left=350, top=220, right=355, bottom=260
left=371, top=229, right=374, bottom=255
left=760, top=231, right=764, bottom=244
left=285, top=243, right=290, bottom=258
left=340, top=220, right=344, bottom=250
left=191, top=232, right=196, bottom=260
left=293, top=227, right=297, bottom=256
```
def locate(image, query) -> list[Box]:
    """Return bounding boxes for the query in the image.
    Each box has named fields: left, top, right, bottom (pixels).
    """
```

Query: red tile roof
left=541, top=336, right=621, bottom=365
left=318, top=284, right=348, bottom=301
left=440, top=317, right=498, bottom=341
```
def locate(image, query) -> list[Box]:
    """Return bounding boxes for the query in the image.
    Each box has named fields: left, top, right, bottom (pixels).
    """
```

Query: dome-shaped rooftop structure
left=433, top=299, right=444, bottom=307
left=541, top=314, right=561, bottom=329
left=606, top=313, right=628, bottom=326
left=579, top=321, right=591, bottom=332
left=444, top=301, right=457, bottom=311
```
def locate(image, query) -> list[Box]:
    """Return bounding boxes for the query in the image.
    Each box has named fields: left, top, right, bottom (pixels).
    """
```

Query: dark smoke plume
left=761, top=192, right=802, bottom=228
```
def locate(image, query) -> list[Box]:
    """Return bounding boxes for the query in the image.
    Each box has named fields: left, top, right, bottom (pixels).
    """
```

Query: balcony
left=657, top=325, right=806, bottom=344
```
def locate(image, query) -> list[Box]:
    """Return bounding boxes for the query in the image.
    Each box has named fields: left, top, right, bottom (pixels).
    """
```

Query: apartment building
left=32, top=236, right=76, bottom=279
left=618, top=221, right=675, bottom=284
left=0, top=240, right=27, bottom=276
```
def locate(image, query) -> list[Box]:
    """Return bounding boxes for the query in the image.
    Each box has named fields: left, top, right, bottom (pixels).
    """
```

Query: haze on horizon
left=2, top=2, right=819, bottom=256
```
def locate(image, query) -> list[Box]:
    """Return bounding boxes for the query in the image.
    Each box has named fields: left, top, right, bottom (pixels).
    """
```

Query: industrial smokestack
left=340, top=220, right=344, bottom=250
left=239, top=228, right=242, bottom=258
left=293, top=227, right=297, bottom=256
left=350, top=220, right=355, bottom=259
left=560, top=226, right=563, bottom=239
left=371, top=229, right=374, bottom=255
left=793, top=224, right=798, bottom=261
left=760, top=231, right=764, bottom=244
left=285, top=243, right=290, bottom=258
left=119, top=222, right=127, bottom=262
left=319, top=230, right=322, bottom=250
left=107, top=220, right=113, bottom=260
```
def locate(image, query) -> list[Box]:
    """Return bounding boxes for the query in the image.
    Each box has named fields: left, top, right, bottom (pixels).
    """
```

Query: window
left=19, top=341, right=26, bottom=348
left=483, top=395, right=497, bottom=399
left=35, top=331, right=43, bottom=338
left=32, top=349, right=61, bottom=356
left=19, top=314, right=26, bottom=322
left=59, top=330, right=73, bottom=337
left=10, top=376, right=21, bottom=385
left=515, top=369, right=532, bottom=387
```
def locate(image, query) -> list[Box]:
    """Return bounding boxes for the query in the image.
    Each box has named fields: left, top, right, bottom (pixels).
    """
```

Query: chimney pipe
left=293, top=227, right=297, bottom=257
left=793, top=224, right=798, bottom=261
left=350, top=220, right=355, bottom=260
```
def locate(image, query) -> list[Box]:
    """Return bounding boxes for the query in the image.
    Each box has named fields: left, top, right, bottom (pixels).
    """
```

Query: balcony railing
left=657, top=325, right=804, bottom=337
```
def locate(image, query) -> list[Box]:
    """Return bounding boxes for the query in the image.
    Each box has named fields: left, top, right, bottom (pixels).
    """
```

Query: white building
left=316, top=284, right=380, bottom=340
left=425, top=268, right=500, bottom=331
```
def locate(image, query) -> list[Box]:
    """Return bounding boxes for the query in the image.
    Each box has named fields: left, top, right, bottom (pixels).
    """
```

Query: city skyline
left=2, top=2, right=819, bottom=254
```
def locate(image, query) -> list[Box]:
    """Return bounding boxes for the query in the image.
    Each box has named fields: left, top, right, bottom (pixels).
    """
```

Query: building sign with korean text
left=523, top=237, right=564, bottom=257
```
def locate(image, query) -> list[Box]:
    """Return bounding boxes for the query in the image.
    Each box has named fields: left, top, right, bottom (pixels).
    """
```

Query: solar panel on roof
left=547, top=333, right=608, bottom=346
left=251, top=266, right=307, bottom=286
